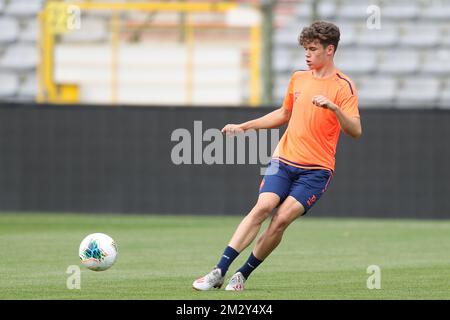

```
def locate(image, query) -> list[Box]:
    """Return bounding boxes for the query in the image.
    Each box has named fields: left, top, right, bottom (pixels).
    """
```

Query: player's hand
left=221, top=124, right=245, bottom=136
left=312, top=95, right=337, bottom=111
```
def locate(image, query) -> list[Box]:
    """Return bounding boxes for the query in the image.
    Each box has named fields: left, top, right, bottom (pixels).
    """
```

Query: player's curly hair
left=298, top=21, right=340, bottom=53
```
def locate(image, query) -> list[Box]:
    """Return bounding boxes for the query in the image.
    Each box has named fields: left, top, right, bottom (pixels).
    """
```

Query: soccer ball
left=79, top=233, right=118, bottom=271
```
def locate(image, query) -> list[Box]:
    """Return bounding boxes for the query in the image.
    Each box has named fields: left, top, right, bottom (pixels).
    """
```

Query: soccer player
left=193, top=21, right=362, bottom=291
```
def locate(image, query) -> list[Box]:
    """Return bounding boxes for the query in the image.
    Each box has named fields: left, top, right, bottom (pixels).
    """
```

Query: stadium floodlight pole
left=261, top=0, right=275, bottom=106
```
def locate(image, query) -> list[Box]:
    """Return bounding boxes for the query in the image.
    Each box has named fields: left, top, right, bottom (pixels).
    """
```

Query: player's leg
left=219, top=161, right=291, bottom=275
left=192, top=193, right=280, bottom=291
left=224, top=196, right=304, bottom=291
left=193, top=160, right=290, bottom=291
left=226, top=160, right=290, bottom=254
left=252, top=196, right=305, bottom=261
left=225, top=168, right=332, bottom=291
left=253, top=169, right=332, bottom=261
left=228, top=192, right=280, bottom=252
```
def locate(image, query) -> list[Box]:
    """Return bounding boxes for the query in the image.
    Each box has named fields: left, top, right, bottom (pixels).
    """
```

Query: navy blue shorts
left=259, top=160, right=333, bottom=214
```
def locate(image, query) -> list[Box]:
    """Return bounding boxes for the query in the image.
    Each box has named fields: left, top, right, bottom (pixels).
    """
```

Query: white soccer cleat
left=225, top=272, right=246, bottom=291
left=192, top=268, right=224, bottom=291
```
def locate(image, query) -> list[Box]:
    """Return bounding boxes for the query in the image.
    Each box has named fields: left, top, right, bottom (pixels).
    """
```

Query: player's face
left=303, top=40, right=334, bottom=70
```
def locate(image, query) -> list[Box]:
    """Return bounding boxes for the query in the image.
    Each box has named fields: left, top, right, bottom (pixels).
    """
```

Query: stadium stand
left=338, top=0, right=374, bottom=20
left=421, top=0, right=450, bottom=20
left=336, top=22, right=357, bottom=47
left=0, top=0, right=448, bottom=108
left=19, top=19, right=39, bottom=43
left=4, top=0, right=44, bottom=18
left=273, top=0, right=450, bottom=109
left=0, top=44, right=38, bottom=71
left=0, top=71, right=19, bottom=98
left=0, top=16, right=19, bottom=44
left=381, top=0, right=419, bottom=20
left=400, top=24, right=441, bottom=48
left=422, top=50, right=450, bottom=75
left=356, top=24, right=399, bottom=47
left=395, top=77, right=441, bottom=108
left=440, top=81, right=450, bottom=107
left=61, top=17, right=108, bottom=43
left=334, top=49, right=378, bottom=74
left=377, top=50, right=420, bottom=75
left=0, top=0, right=44, bottom=100
left=317, top=1, right=337, bottom=20
left=356, top=76, right=397, bottom=107
left=18, top=72, right=37, bottom=99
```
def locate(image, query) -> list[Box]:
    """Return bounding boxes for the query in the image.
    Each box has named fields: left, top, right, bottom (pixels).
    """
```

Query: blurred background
left=0, top=0, right=449, bottom=218
left=0, top=0, right=449, bottom=107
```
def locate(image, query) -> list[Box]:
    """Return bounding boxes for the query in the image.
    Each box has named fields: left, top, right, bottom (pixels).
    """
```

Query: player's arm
left=221, top=106, right=291, bottom=135
left=312, top=95, right=362, bottom=139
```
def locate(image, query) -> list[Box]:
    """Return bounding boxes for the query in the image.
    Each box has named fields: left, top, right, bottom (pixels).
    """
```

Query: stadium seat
left=338, top=0, right=379, bottom=20
left=18, top=73, right=36, bottom=99
left=295, top=0, right=313, bottom=20
left=0, top=17, right=19, bottom=44
left=0, top=0, right=443, bottom=109
left=381, top=0, right=419, bottom=20
left=5, top=0, right=44, bottom=17
left=395, top=77, right=441, bottom=108
left=442, top=28, right=450, bottom=47
left=271, top=0, right=445, bottom=109
left=438, top=82, right=450, bottom=108
left=356, top=24, right=399, bottom=47
left=0, top=44, right=38, bottom=71
left=357, top=76, right=398, bottom=108
left=274, top=74, right=290, bottom=104
left=20, top=19, right=38, bottom=43
left=317, top=1, right=337, bottom=19
left=273, top=50, right=295, bottom=73
left=275, top=18, right=311, bottom=47
left=336, top=22, right=358, bottom=47
left=421, top=0, right=450, bottom=20
left=378, top=50, right=420, bottom=75
left=62, top=18, right=108, bottom=43
left=335, top=49, right=378, bottom=74
left=274, top=28, right=300, bottom=47
left=399, top=24, right=442, bottom=48
left=421, top=50, right=450, bottom=75
left=293, top=51, right=308, bottom=71
left=0, top=72, right=19, bottom=98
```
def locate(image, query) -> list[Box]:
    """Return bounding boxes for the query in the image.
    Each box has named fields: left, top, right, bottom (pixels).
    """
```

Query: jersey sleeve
left=337, top=82, right=360, bottom=118
left=282, top=75, right=295, bottom=111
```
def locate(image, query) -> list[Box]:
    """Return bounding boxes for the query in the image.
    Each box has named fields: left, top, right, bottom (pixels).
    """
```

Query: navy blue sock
left=216, top=246, right=239, bottom=277
left=237, top=252, right=263, bottom=280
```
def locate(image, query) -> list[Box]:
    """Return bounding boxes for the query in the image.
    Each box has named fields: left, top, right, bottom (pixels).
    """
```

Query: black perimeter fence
left=0, top=102, right=449, bottom=219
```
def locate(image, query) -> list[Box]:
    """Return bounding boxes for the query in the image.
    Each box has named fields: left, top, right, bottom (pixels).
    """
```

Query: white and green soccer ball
left=79, top=233, right=118, bottom=271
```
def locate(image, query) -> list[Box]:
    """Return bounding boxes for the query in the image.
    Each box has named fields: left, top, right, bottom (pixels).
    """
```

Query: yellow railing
left=38, top=1, right=262, bottom=106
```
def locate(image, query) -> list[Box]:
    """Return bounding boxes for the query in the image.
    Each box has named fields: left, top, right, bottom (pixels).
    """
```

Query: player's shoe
left=192, top=268, right=224, bottom=291
left=225, top=272, right=245, bottom=291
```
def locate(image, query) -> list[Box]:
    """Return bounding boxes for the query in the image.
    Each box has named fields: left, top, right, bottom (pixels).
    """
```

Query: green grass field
left=1, top=213, right=449, bottom=300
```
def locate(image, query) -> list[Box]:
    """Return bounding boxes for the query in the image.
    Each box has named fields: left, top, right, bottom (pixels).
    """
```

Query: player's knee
left=251, top=201, right=274, bottom=222
left=270, top=214, right=291, bottom=234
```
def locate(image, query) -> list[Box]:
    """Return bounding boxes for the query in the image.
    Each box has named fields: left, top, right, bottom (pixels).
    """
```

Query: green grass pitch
left=0, top=213, right=449, bottom=299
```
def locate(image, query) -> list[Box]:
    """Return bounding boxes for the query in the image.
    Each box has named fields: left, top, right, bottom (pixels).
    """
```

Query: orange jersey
left=273, top=69, right=360, bottom=172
